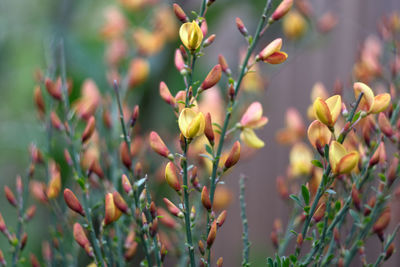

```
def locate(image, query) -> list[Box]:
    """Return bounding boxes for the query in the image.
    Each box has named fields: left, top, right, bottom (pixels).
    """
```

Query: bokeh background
left=1, top=0, right=400, bottom=266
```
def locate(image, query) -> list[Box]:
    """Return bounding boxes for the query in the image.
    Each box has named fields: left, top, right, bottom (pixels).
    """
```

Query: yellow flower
left=282, top=11, right=307, bottom=40
left=329, top=141, right=359, bottom=174
left=289, top=143, right=313, bottom=177
left=353, top=82, right=391, bottom=114
left=179, top=21, right=203, bottom=51
left=178, top=108, right=205, bottom=138
left=258, top=38, right=288, bottom=64
left=239, top=102, right=268, bottom=149
left=307, top=120, right=332, bottom=152
left=240, top=128, right=265, bottom=149
left=313, top=95, right=342, bottom=127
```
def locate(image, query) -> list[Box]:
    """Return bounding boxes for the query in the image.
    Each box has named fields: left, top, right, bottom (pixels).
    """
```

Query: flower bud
left=385, top=243, right=395, bottom=260
left=113, top=191, right=129, bottom=214
left=0, top=249, right=5, bottom=266
left=173, top=3, right=188, bottom=23
left=165, top=162, right=181, bottom=192
left=64, top=189, right=85, bottom=216
left=351, top=184, right=361, bottom=210
left=64, top=149, right=73, bottom=166
left=373, top=207, right=391, bottom=234
left=0, top=213, right=6, bottom=233
left=42, top=241, right=52, bottom=262
left=122, top=174, right=133, bottom=195
left=30, top=254, right=40, bottom=267
left=307, top=120, right=332, bottom=155
left=105, top=193, right=123, bottom=225
left=207, top=221, right=217, bottom=248
left=160, top=82, right=176, bottom=106
left=216, top=210, right=227, bottom=227
left=271, top=231, right=278, bottom=248
left=276, top=176, right=289, bottom=199
left=45, top=78, right=62, bottom=100
left=157, top=208, right=178, bottom=228
left=378, top=113, right=393, bottom=137
left=102, top=109, right=112, bottom=129
left=81, top=116, right=96, bottom=143
left=201, top=186, right=212, bottom=210
left=203, top=34, right=216, bottom=47
left=190, top=206, right=196, bottom=221
left=388, top=157, right=399, bottom=187
left=34, top=86, right=45, bottom=116
left=21, top=233, right=28, bottom=251
left=201, top=20, right=208, bottom=36
left=25, top=205, right=36, bottom=221
left=50, top=112, right=63, bottom=131
left=204, top=113, right=215, bottom=145
left=296, top=233, right=303, bottom=246
left=369, top=143, right=386, bottom=167
left=4, top=186, right=17, bottom=207
left=178, top=108, right=205, bottom=139
left=149, top=131, right=172, bottom=158
left=130, top=105, right=139, bottom=128
left=199, top=65, right=222, bottom=91
left=217, top=257, right=223, bottom=267
left=120, top=142, right=132, bottom=169
left=174, top=49, right=186, bottom=74
left=180, top=21, right=203, bottom=51
left=329, top=141, right=359, bottom=174
left=364, top=196, right=376, bottom=216
left=271, top=0, right=293, bottom=21
left=47, top=162, right=61, bottom=199
left=128, top=58, right=149, bottom=88
left=16, top=175, right=23, bottom=195
left=124, top=242, right=138, bottom=260
left=218, top=54, right=231, bottom=76
left=163, top=198, right=183, bottom=218
left=313, top=202, right=326, bottom=222
left=313, top=95, right=341, bottom=127
left=73, top=223, right=93, bottom=257
left=224, top=141, right=240, bottom=170
left=371, top=93, right=391, bottom=114
left=235, top=17, right=248, bottom=36
left=198, top=240, right=205, bottom=255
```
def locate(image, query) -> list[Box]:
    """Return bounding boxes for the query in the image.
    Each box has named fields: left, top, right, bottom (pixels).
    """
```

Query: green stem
left=372, top=224, right=400, bottom=267
left=240, top=176, right=250, bottom=267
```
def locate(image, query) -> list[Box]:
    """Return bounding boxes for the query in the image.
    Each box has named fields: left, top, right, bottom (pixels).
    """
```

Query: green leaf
left=349, top=209, right=361, bottom=224
left=352, top=111, right=361, bottom=123
left=301, top=185, right=310, bottom=205
left=289, top=194, right=304, bottom=208
left=289, top=255, right=297, bottom=263
left=311, top=159, right=323, bottom=168
left=76, top=177, right=85, bottom=190
left=335, top=200, right=341, bottom=212
left=205, top=144, right=214, bottom=155
left=267, top=258, right=274, bottom=267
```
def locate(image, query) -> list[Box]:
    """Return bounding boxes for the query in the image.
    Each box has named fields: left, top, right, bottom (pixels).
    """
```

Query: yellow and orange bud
left=47, top=162, right=61, bottom=199
left=224, top=141, right=240, bottom=170
left=50, top=112, right=63, bottom=131
left=218, top=54, right=231, bottom=76
left=385, top=243, right=395, bottom=261
left=81, top=116, right=96, bottom=143
left=104, top=193, right=123, bottom=225
left=0, top=213, right=7, bottom=232
left=307, top=120, right=332, bottom=154
left=113, top=191, right=129, bottom=214
left=329, top=141, right=359, bottom=174
left=4, top=186, right=17, bottom=207
left=178, top=108, right=205, bottom=139
left=121, top=174, right=133, bottom=195
left=120, top=142, right=132, bottom=169
left=207, top=221, right=217, bottom=248
left=201, top=186, right=212, bottom=210
left=63, top=189, right=85, bottom=216
left=203, top=34, right=216, bottom=47
left=388, top=157, right=399, bottom=187
left=34, top=86, right=45, bottom=116
left=173, top=3, right=188, bottom=23
left=179, top=21, right=203, bottom=51
left=45, top=78, right=62, bottom=100
left=216, top=210, right=227, bottom=227
left=271, top=0, right=293, bottom=21
left=258, top=38, right=288, bottom=64
left=378, top=113, right=393, bottom=137
left=127, top=58, right=150, bottom=88
left=282, top=11, right=307, bottom=40
left=199, top=65, right=222, bottom=91
left=217, top=257, right=223, bottom=267
left=73, top=223, right=93, bottom=257
left=373, top=207, right=391, bottom=234
left=236, top=17, right=248, bottom=36
left=364, top=196, right=376, bottom=216
left=160, top=82, right=176, bottom=106
left=313, top=203, right=326, bottom=222
left=351, top=184, right=361, bottom=210
left=149, top=131, right=172, bottom=158
left=165, top=162, right=181, bottom=192
left=313, top=95, right=342, bottom=127
left=163, top=198, right=183, bottom=218
left=198, top=240, right=205, bottom=255
left=204, top=113, right=215, bottom=145
left=354, top=82, right=391, bottom=114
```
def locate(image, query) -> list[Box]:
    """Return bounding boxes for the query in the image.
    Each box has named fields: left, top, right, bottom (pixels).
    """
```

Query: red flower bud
left=121, top=174, right=133, bottom=195
left=0, top=213, right=7, bottom=233
left=30, top=254, right=40, bottom=267
left=113, top=191, right=129, bottom=214
left=204, top=113, right=215, bottom=145
left=201, top=186, right=212, bottom=210
left=4, top=186, right=17, bottom=207
left=218, top=54, right=231, bottom=76
left=351, top=184, right=361, bottom=211
left=236, top=17, right=248, bottom=36
left=45, top=78, right=62, bottom=100
left=34, top=86, right=45, bottom=116
left=25, top=205, right=36, bottom=221
left=73, top=223, right=93, bottom=257
left=271, top=0, right=293, bottom=21
left=149, top=131, right=171, bottom=158
left=224, top=141, right=240, bottom=170
left=51, top=112, right=63, bottom=131
left=63, top=189, right=85, bottom=216
left=216, top=210, right=227, bottom=227
left=199, top=64, right=222, bottom=91
left=207, top=221, right=217, bottom=248
left=163, top=198, right=183, bottom=218
left=120, top=142, right=132, bottom=170
left=160, top=82, right=176, bottom=106
left=198, top=240, right=205, bottom=255
left=130, top=105, right=139, bottom=127
left=81, top=116, right=96, bottom=143
left=173, top=3, right=188, bottom=23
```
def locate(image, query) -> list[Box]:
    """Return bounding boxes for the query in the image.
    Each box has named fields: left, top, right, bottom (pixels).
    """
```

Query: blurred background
left=1, top=0, right=400, bottom=266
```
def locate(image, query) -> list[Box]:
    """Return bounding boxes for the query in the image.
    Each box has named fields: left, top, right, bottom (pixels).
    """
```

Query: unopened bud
left=228, top=83, right=235, bottom=101
left=351, top=184, right=361, bottom=210
left=120, top=142, right=132, bottom=170
left=64, top=149, right=73, bottom=166
left=373, top=207, right=391, bottom=234
left=364, top=196, right=376, bottom=216
left=199, top=64, right=222, bottom=91
left=276, top=176, right=289, bottom=199
left=25, top=205, right=36, bottom=221
left=236, top=17, right=248, bottom=36
left=190, top=206, right=196, bottom=221
left=149, top=131, right=172, bottom=159
left=81, top=116, right=96, bottom=143
left=105, top=193, right=122, bottom=225
left=45, top=78, right=62, bottom=100
left=150, top=201, right=157, bottom=218
left=113, top=191, right=129, bottom=214
left=130, top=105, right=139, bottom=127
left=387, top=157, right=399, bottom=187
left=34, top=86, right=45, bottom=115
left=16, top=175, right=23, bottom=195
left=42, top=241, right=52, bottom=262
left=0, top=213, right=7, bottom=233
left=173, top=3, right=188, bottom=23
left=207, top=221, right=217, bottom=248
left=198, top=240, right=205, bottom=255
left=51, top=112, right=63, bottom=131
left=201, top=186, right=212, bottom=210
left=313, top=202, right=326, bottom=222
left=21, top=233, right=28, bottom=251
left=73, top=223, right=93, bottom=257
left=30, top=254, right=41, bottom=267
left=271, top=0, right=293, bottom=21
left=385, top=243, right=395, bottom=260
left=122, top=174, right=133, bottom=195
left=165, top=162, right=182, bottom=192
left=163, top=198, right=183, bottom=218
left=0, top=249, right=5, bottom=265
left=63, top=189, right=85, bottom=216
left=217, top=257, right=223, bottom=267
left=134, top=162, right=143, bottom=178
left=224, top=141, right=240, bottom=170
left=160, top=81, right=176, bottom=106
left=203, top=34, right=216, bottom=47
left=333, top=227, right=340, bottom=244
left=296, top=233, right=303, bottom=246
left=4, top=186, right=17, bottom=207
left=204, top=113, right=215, bottom=145
left=47, top=162, right=61, bottom=199
left=216, top=210, right=227, bottom=227
left=378, top=113, right=393, bottom=137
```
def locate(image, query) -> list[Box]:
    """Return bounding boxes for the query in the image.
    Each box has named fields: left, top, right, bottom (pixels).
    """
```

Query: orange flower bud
left=165, top=162, right=181, bottom=192
left=0, top=213, right=6, bottom=232
left=204, top=113, right=215, bottom=145
left=203, top=34, right=216, bottom=47
left=329, top=141, right=359, bottom=174
left=120, top=142, right=132, bottom=169
left=121, top=174, right=133, bottom=195
left=217, top=257, right=223, bottom=267
left=4, top=186, right=17, bottom=207
left=318, top=12, right=338, bottom=33
left=21, top=232, right=28, bottom=250
left=104, top=193, right=122, bottom=225
left=159, top=82, right=176, bottom=106
left=224, top=141, right=240, bottom=170
left=0, top=249, right=5, bottom=265
left=307, top=120, right=332, bottom=154
left=128, top=58, right=149, bottom=88
left=378, top=113, right=393, bottom=137
left=174, top=49, right=186, bottom=74
left=218, top=54, right=231, bottom=76
left=258, top=38, right=288, bottom=64
left=47, top=162, right=61, bottom=199
left=149, top=131, right=171, bottom=158
left=385, top=243, right=395, bottom=260
left=25, top=205, right=36, bottom=221
left=63, top=189, right=85, bottom=216
left=388, top=157, right=399, bottom=187
left=124, top=242, right=138, bottom=260
left=73, top=223, right=93, bottom=257
left=207, top=221, right=217, bottom=248
left=34, top=86, right=45, bottom=116
left=313, top=202, right=326, bottom=222
left=216, top=210, right=227, bottom=227
left=30, top=254, right=41, bottom=267
left=198, top=240, right=205, bottom=255
left=364, top=196, right=376, bottom=216
left=179, top=21, right=203, bottom=51
left=157, top=208, right=178, bottom=228
left=81, top=116, right=96, bottom=143
left=102, top=109, right=112, bottom=129
left=199, top=65, right=222, bottom=91
left=296, top=233, right=303, bottom=246
left=201, top=186, right=212, bottom=210
left=351, top=184, right=361, bottom=210
left=369, top=143, right=386, bottom=167
left=313, top=95, right=341, bottom=127
left=163, top=198, right=183, bottom=218
left=373, top=207, right=391, bottom=234
left=45, top=78, right=62, bottom=100
left=283, top=11, right=307, bottom=40
left=173, top=3, right=188, bottom=23
left=178, top=108, right=205, bottom=139
left=130, top=105, right=139, bottom=127
left=271, top=230, right=279, bottom=248
left=50, top=112, right=63, bottom=131
left=113, top=191, right=129, bottom=214
left=236, top=17, right=248, bottom=36
left=271, top=0, right=293, bottom=21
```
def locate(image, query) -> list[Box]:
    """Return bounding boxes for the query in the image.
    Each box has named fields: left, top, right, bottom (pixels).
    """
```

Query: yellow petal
left=240, top=128, right=265, bottom=149
left=289, top=142, right=313, bottom=176
left=178, top=108, right=205, bottom=138
left=179, top=21, right=203, bottom=50
left=371, top=93, right=391, bottom=114
left=325, top=95, right=341, bottom=125
left=259, top=38, right=283, bottom=59
left=336, top=151, right=359, bottom=174
left=313, top=97, right=332, bottom=126
left=307, top=120, right=332, bottom=150
left=329, top=141, right=347, bottom=173
left=353, top=82, right=375, bottom=113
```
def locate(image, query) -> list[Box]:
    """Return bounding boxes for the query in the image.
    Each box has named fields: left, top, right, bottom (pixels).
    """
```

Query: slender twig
left=373, top=224, right=400, bottom=267
left=240, top=176, right=251, bottom=267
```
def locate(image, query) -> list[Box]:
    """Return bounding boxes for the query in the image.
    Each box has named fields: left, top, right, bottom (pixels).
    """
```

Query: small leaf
left=289, top=195, right=304, bottom=208
left=349, top=209, right=361, bottom=224
left=205, top=144, right=214, bottom=155
left=267, top=258, right=274, bottom=267
left=301, top=185, right=310, bottom=205
left=289, top=255, right=297, bottom=263
left=352, top=111, right=361, bottom=123
left=76, top=177, right=85, bottom=190
left=311, top=160, right=323, bottom=168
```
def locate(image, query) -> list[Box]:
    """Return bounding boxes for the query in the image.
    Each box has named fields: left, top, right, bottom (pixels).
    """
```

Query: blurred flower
left=307, top=120, right=332, bottom=153
left=283, top=11, right=307, bottom=40
left=74, top=79, right=101, bottom=120
left=104, top=193, right=123, bottom=225
left=271, top=0, right=293, bottom=21
left=289, top=143, right=313, bottom=177
left=239, top=102, right=268, bottom=149
left=257, top=38, right=288, bottom=64
left=133, top=28, right=165, bottom=56
left=127, top=58, right=150, bottom=88
left=276, top=108, right=305, bottom=144
left=101, top=7, right=127, bottom=39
